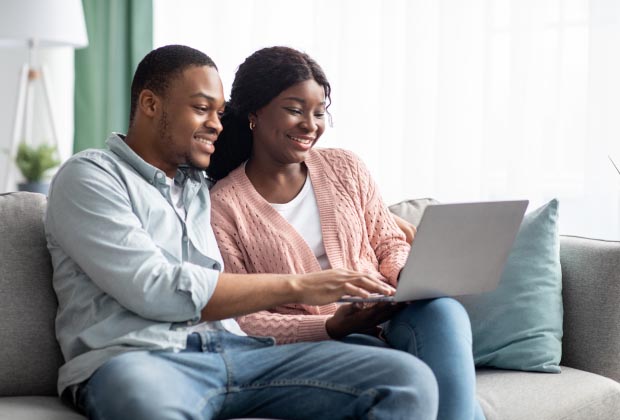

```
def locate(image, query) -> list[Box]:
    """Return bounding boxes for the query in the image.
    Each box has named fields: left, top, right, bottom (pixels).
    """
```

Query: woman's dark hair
left=207, top=46, right=331, bottom=180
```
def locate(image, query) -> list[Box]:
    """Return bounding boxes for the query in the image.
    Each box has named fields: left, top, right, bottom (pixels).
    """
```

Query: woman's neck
left=245, top=157, right=308, bottom=204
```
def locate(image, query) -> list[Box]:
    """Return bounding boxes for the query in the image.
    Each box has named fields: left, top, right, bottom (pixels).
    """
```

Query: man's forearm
left=200, top=269, right=395, bottom=322
left=200, top=272, right=300, bottom=321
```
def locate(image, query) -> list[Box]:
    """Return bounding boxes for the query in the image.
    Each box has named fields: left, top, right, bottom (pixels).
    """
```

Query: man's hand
left=325, top=302, right=406, bottom=339
left=202, top=269, right=395, bottom=321
left=392, top=214, right=416, bottom=244
left=289, top=269, right=396, bottom=306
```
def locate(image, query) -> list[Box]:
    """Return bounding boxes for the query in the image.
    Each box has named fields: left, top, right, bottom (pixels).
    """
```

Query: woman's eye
left=194, top=106, right=208, bottom=113
left=315, top=113, right=325, bottom=119
left=286, top=108, right=302, bottom=115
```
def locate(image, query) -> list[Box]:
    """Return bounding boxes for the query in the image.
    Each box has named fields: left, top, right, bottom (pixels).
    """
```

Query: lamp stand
left=4, top=40, right=60, bottom=192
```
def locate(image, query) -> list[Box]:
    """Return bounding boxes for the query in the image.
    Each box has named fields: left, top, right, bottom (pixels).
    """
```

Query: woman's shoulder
left=209, top=165, right=246, bottom=204
left=310, top=147, right=363, bottom=167
left=310, top=148, right=367, bottom=179
left=210, top=164, right=244, bottom=191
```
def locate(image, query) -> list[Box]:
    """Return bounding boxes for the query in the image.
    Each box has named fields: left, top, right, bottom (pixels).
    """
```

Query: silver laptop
left=340, top=200, right=528, bottom=303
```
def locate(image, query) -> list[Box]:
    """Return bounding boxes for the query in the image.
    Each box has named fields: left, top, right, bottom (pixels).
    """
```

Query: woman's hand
left=392, top=214, right=416, bottom=244
left=325, top=302, right=406, bottom=339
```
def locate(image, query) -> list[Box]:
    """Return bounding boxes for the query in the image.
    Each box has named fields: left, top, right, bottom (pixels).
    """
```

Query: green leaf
left=15, top=142, right=61, bottom=182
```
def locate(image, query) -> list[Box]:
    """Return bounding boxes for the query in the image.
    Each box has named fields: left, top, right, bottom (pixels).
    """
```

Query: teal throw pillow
left=458, top=199, right=562, bottom=372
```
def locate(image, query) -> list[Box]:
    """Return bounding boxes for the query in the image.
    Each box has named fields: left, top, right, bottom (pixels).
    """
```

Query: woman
left=208, top=46, right=484, bottom=420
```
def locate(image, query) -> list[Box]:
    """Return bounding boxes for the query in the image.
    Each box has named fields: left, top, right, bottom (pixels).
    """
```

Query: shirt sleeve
left=45, top=157, right=219, bottom=323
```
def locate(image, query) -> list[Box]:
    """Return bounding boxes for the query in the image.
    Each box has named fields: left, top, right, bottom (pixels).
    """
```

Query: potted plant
left=15, top=142, right=61, bottom=195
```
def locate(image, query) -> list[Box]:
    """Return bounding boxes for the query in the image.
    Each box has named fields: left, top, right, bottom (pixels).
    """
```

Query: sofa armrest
left=560, top=235, right=620, bottom=382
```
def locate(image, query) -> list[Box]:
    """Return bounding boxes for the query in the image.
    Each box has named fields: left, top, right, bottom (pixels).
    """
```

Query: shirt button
left=183, top=235, right=188, bottom=242
left=156, top=172, right=163, bottom=179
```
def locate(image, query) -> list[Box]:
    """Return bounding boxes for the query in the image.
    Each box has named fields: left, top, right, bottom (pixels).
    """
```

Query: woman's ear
left=248, top=112, right=257, bottom=131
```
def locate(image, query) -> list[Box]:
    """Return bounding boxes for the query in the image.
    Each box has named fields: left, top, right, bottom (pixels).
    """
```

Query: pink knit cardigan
left=210, top=148, right=410, bottom=343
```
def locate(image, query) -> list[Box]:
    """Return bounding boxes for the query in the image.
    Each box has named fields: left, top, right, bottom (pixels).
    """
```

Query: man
left=45, top=45, right=438, bottom=420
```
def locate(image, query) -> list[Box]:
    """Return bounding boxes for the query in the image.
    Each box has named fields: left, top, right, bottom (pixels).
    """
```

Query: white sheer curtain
left=154, top=0, right=620, bottom=240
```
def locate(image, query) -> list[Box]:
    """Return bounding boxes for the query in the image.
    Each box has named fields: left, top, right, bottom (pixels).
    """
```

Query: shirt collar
left=106, top=133, right=205, bottom=187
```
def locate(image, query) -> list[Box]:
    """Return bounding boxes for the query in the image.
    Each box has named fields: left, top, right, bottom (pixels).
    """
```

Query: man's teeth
left=289, top=136, right=312, bottom=144
left=194, top=137, right=213, bottom=145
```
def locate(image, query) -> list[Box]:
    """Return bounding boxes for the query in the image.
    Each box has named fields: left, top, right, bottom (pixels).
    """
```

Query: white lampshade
left=0, top=0, right=88, bottom=48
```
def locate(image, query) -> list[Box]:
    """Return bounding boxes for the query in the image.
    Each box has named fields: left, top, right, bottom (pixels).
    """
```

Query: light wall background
left=1, top=0, right=619, bottom=242
left=0, top=48, right=75, bottom=190
left=154, top=0, right=620, bottom=240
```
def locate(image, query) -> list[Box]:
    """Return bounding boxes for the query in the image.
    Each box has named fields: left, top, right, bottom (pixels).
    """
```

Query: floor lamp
left=0, top=0, right=88, bottom=192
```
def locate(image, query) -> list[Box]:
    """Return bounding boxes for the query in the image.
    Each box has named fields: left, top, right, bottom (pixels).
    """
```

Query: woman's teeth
left=289, top=135, right=312, bottom=145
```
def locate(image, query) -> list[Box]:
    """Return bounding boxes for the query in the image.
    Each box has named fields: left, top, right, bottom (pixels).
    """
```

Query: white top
left=166, top=177, right=186, bottom=220
left=270, top=176, right=331, bottom=270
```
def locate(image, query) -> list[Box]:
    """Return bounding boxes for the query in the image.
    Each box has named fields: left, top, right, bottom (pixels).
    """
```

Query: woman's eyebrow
left=282, top=96, right=326, bottom=106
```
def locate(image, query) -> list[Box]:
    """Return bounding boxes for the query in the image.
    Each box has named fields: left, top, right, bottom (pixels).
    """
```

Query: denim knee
left=383, top=350, right=439, bottom=417
left=82, top=351, right=203, bottom=420
left=400, top=298, right=471, bottom=337
left=421, top=297, right=470, bottom=324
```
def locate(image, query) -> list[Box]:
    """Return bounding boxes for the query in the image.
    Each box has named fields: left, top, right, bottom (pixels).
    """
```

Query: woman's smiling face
left=251, top=79, right=326, bottom=165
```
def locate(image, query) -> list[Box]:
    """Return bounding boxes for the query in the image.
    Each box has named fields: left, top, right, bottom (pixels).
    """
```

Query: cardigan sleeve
left=349, top=151, right=411, bottom=286
left=237, top=311, right=332, bottom=344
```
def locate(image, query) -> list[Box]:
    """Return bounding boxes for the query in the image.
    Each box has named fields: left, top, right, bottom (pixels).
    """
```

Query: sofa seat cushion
left=0, top=397, right=277, bottom=420
left=477, top=366, right=620, bottom=420
left=0, top=397, right=85, bottom=420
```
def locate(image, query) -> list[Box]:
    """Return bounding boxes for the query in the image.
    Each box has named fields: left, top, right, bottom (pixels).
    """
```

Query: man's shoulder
left=50, top=148, right=129, bottom=197
left=59, top=148, right=119, bottom=174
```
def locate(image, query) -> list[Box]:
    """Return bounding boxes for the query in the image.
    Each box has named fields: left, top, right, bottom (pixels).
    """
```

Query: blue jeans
left=343, top=298, right=485, bottom=420
left=78, top=330, right=438, bottom=420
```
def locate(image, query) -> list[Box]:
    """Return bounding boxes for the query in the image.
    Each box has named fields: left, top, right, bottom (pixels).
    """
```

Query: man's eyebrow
left=283, top=96, right=326, bottom=105
left=190, top=93, right=217, bottom=101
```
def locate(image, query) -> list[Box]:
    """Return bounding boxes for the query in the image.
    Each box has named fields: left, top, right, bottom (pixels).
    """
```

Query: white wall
left=154, top=0, right=620, bottom=240
left=0, top=47, right=75, bottom=192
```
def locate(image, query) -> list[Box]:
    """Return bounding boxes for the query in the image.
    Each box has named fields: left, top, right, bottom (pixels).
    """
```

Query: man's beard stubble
left=157, top=109, right=208, bottom=171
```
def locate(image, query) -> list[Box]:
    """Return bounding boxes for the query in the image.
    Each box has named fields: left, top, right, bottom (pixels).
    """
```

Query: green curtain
left=74, top=0, right=153, bottom=152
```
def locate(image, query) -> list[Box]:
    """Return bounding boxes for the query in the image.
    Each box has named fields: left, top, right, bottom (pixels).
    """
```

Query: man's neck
left=125, top=129, right=177, bottom=178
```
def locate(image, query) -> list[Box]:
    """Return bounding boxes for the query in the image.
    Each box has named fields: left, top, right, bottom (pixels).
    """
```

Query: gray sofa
left=1, top=191, right=620, bottom=420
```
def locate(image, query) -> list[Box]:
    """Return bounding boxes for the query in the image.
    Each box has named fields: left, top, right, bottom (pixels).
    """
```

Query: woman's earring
left=249, top=121, right=256, bottom=131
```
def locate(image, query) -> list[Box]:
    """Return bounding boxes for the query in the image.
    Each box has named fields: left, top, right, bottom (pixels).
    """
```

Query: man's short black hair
left=129, top=45, right=217, bottom=125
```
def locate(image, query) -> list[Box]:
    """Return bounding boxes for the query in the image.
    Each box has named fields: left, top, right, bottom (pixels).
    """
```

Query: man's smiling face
left=153, top=65, right=225, bottom=175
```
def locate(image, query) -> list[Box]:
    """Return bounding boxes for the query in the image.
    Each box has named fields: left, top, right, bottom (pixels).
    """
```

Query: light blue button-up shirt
left=45, top=134, right=245, bottom=398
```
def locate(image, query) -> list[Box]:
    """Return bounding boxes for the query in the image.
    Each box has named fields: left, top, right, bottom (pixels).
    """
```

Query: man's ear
left=138, top=89, right=160, bottom=118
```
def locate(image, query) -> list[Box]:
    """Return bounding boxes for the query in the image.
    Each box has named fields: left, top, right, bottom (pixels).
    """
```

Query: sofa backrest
left=2, top=193, right=619, bottom=398
left=560, top=235, right=620, bottom=383
left=0, top=192, right=63, bottom=396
